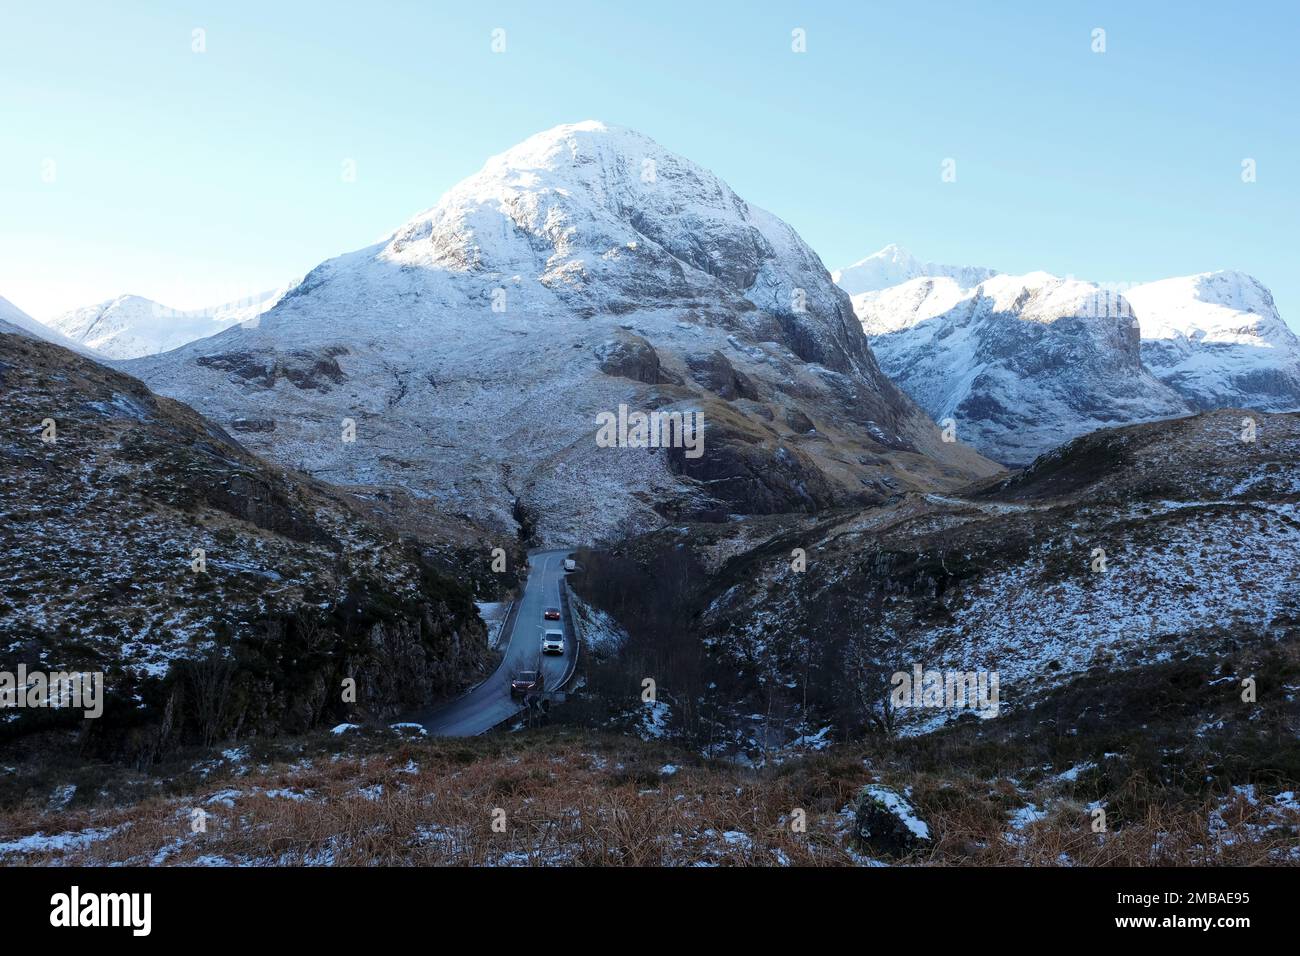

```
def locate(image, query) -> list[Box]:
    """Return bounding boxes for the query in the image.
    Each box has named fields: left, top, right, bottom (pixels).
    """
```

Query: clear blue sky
left=2, top=0, right=1296, bottom=328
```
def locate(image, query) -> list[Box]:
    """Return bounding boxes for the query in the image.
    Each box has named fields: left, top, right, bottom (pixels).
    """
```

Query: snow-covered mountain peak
left=371, top=120, right=838, bottom=329
left=852, top=270, right=1188, bottom=464
left=975, top=272, right=1129, bottom=325
left=50, top=286, right=293, bottom=359
left=856, top=271, right=1130, bottom=340
left=128, top=122, right=997, bottom=544
left=468, top=120, right=670, bottom=190
left=1127, top=271, right=1286, bottom=343
left=1127, top=270, right=1300, bottom=412
left=854, top=276, right=968, bottom=336
left=833, top=245, right=998, bottom=297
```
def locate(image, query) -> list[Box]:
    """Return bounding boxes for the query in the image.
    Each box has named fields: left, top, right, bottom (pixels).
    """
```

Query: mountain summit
left=126, top=122, right=997, bottom=544
left=1128, top=271, right=1300, bottom=412
left=833, top=244, right=998, bottom=297
left=276, top=120, right=872, bottom=372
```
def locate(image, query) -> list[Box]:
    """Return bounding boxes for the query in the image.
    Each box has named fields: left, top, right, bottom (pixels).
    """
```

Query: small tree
left=843, top=637, right=897, bottom=737
left=185, top=650, right=236, bottom=747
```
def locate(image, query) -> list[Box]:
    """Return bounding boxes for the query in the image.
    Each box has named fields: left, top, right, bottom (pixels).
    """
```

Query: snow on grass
left=1207, top=784, right=1300, bottom=855
left=1055, top=761, right=1097, bottom=783
left=791, top=725, right=834, bottom=751
left=389, top=722, right=428, bottom=736
left=264, top=788, right=314, bottom=802
left=637, top=700, right=671, bottom=740
left=1008, top=803, right=1049, bottom=831
left=895, top=503, right=1300, bottom=727
left=0, top=824, right=127, bottom=859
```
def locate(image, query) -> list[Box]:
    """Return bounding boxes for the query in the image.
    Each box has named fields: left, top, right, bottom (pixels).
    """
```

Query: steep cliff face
left=124, top=122, right=998, bottom=546
left=852, top=273, right=1192, bottom=464
left=842, top=256, right=1300, bottom=466
left=0, top=330, right=492, bottom=762
left=1129, top=271, right=1300, bottom=412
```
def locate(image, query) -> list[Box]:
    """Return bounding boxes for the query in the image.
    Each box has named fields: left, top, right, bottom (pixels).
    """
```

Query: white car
left=541, top=629, right=565, bottom=655
left=563, top=558, right=577, bottom=572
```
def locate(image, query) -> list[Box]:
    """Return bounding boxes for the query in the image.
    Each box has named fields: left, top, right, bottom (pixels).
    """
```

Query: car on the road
left=563, top=558, right=577, bottom=572
left=543, top=606, right=561, bottom=621
left=541, top=629, right=565, bottom=655
left=510, top=670, right=544, bottom=697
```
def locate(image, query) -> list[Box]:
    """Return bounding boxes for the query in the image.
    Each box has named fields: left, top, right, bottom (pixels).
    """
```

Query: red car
left=543, top=607, right=561, bottom=621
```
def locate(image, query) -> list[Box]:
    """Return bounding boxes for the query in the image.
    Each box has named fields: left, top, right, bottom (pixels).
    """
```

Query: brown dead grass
left=1, top=729, right=1295, bottom=867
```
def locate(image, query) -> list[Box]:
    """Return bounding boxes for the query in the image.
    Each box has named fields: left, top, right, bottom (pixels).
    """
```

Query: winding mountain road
left=414, top=549, right=575, bottom=736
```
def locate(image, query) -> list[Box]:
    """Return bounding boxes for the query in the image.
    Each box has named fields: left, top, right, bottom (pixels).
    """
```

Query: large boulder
left=854, top=785, right=932, bottom=857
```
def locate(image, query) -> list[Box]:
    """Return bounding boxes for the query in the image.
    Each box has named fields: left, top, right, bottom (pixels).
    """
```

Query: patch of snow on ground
left=637, top=699, right=671, bottom=740
left=863, top=785, right=931, bottom=840
left=0, top=824, right=127, bottom=859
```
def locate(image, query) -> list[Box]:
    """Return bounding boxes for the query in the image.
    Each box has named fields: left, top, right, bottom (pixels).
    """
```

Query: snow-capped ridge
left=364, top=120, right=845, bottom=341
left=1128, top=270, right=1300, bottom=412
left=853, top=270, right=1190, bottom=464
left=1129, top=270, right=1288, bottom=342
left=0, top=295, right=98, bottom=356
left=51, top=285, right=294, bottom=359
left=833, top=244, right=998, bottom=297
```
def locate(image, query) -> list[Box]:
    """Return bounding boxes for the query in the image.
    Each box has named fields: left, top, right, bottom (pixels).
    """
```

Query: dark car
left=510, top=670, right=544, bottom=697
left=543, top=606, right=561, bottom=621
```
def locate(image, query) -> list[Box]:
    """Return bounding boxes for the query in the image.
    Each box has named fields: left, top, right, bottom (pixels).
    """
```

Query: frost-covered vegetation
left=0, top=331, right=492, bottom=762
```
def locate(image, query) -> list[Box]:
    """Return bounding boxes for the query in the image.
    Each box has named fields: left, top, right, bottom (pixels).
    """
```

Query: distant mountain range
left=832, top=244, right=998, bottom=296
left=14, top=140, right=1297, bottom=484
left=838, top=246, right=1300, bottom=464
left=47, top=287, right=293, bottom=359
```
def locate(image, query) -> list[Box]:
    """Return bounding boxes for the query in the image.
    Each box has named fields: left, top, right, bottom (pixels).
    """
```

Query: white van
left=563, top=558, right=577, bottom=573
left=541, top=629, right=565, bottom=655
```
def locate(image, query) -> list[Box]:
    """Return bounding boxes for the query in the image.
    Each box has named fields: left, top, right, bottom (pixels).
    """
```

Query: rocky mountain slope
left=123, top=122, right=998, bottom=547
left=852, top=272, right=1191, bottom=464
left=573, top=408, right=1299, bottom=747
left=1128, top=271, right=1300, bottom=412
left=0, top=329, right=492, bottom=762
left=832, top=244, right=997, bottom=296
left=50, top=287, right=293, bottom=359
